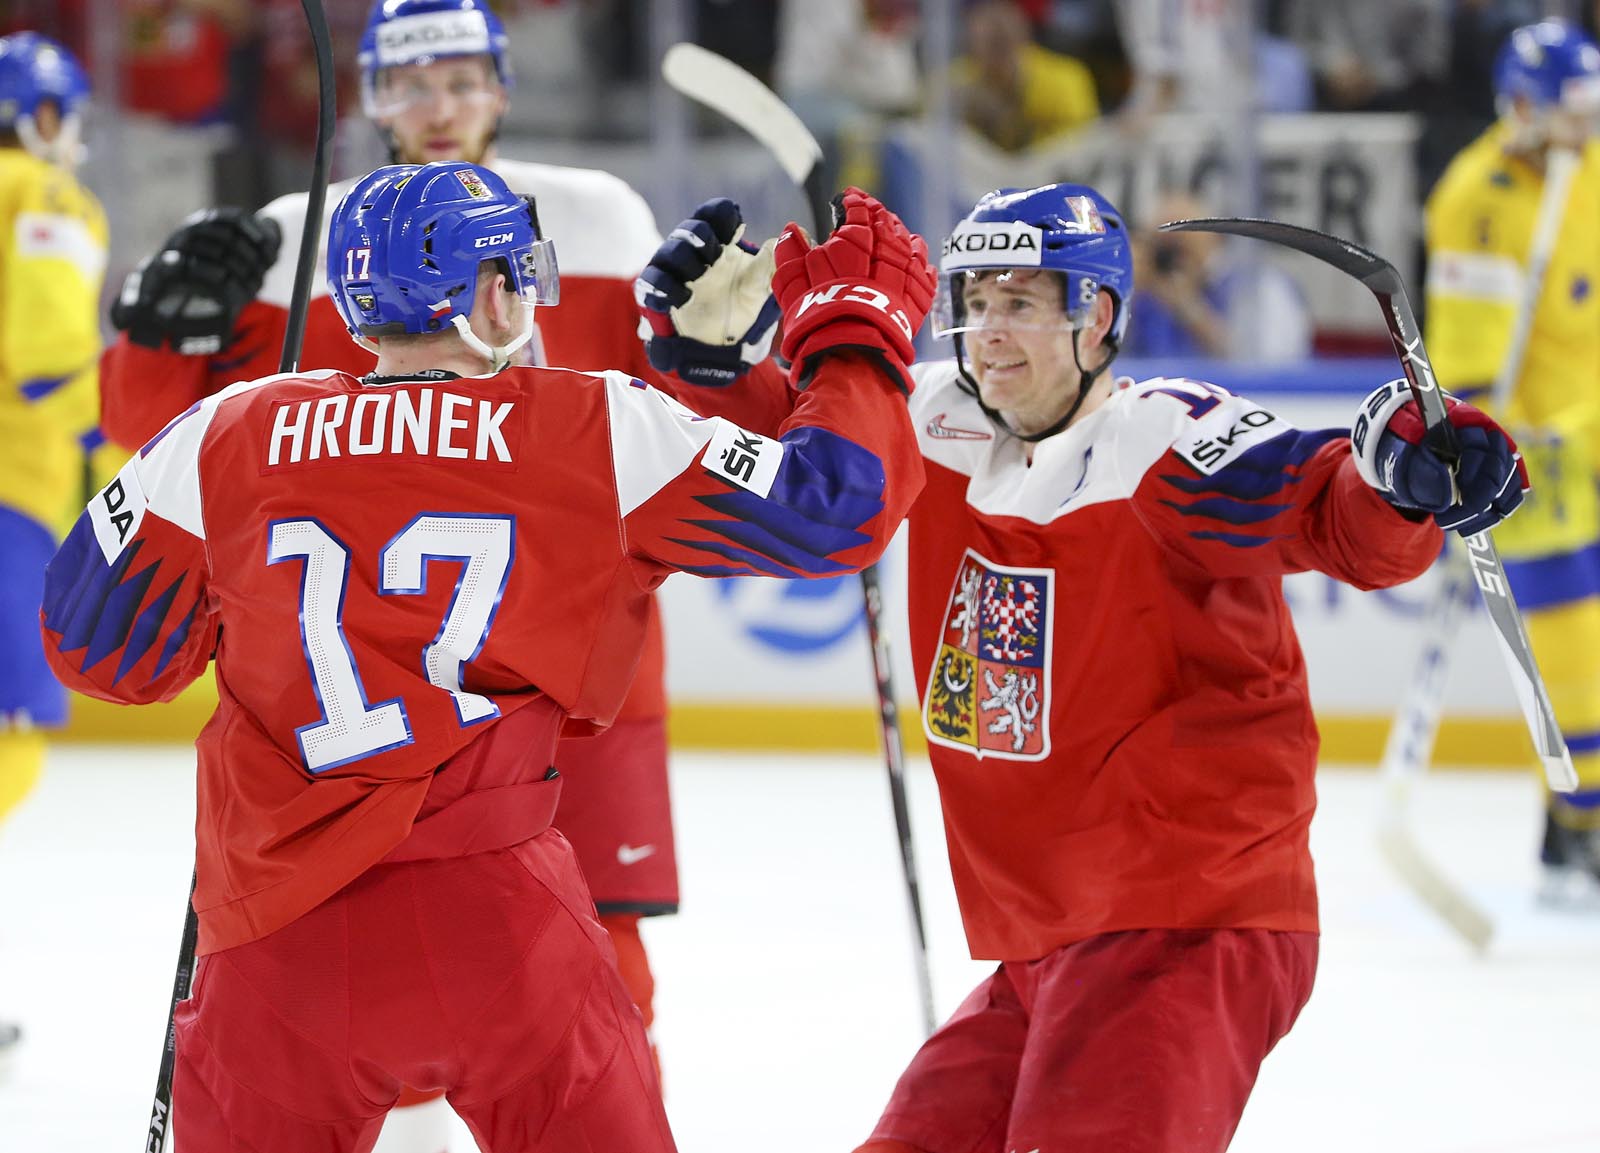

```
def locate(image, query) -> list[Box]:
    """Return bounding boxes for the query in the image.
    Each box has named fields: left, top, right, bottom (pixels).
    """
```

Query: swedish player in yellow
left=0, top=30, right=107, bottom=1049
left=1425, top=19, right=1600, bottom=898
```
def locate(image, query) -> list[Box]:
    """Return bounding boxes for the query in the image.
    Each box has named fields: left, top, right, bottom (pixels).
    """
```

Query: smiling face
left=960, top=269, right=1115, bottom=436
left=372, top=55, right=508, bottom=165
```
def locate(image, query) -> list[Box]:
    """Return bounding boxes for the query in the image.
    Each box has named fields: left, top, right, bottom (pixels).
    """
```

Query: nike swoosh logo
left=926, top=413, right=992, bottom=441
left=616, top=843, right=657, bottom=866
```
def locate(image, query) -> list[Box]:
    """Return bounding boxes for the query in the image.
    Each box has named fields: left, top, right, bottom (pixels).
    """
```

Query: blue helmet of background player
left=0, top=32, right=90, bottom=166
left=327, top=161, right=558, bottom=369
left=932, top=183, right=1135, bottom=440
left=358, top=0, right=513, bottom=119
left=1493, top=19, right=1600, bottom=118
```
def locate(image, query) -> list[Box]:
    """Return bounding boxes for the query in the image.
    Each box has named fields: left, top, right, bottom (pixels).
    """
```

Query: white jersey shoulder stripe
left=90, top=370, right=343, bottom=561
left=601, top=372, right=721, bottom=518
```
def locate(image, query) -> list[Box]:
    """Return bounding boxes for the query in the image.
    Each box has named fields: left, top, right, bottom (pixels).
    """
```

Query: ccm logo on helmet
left=793, top=283, right=915, bottom=342
left=474, top=232, right=516, bottom=248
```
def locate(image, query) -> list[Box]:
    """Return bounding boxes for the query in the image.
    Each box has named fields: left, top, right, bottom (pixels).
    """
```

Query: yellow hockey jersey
left=1424, top=121, right=1600, bottom=432
left=0, top=146, right=107, bottom=537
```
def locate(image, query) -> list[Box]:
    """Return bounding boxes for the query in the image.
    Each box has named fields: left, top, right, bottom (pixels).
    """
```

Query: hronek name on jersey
left=266, top=388, right=515, bottom=466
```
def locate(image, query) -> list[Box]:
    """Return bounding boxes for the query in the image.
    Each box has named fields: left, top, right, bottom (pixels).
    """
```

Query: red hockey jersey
left=98, top=157, right=673, bottom=719
left=905, top=364, right=1442, bottom=960
left=44, top=359, right=922, bottom=954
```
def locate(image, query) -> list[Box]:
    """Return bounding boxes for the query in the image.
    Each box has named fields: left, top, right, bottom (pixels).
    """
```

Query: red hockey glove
left=1351, top=379, right=1530, bottom=535
left=771, top=187, right=936, bottom=394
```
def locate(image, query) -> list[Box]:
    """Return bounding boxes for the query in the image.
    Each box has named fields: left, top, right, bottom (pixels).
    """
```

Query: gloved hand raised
left=110, top=208, right=282, bottom=355
left=635, top=198, right=780, bottom=387
left=1351, top=379, right=1529, bottom=535
left=771, top=187, right=936, bottom=394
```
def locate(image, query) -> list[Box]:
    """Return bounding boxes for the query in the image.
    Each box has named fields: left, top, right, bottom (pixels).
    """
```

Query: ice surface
left=1, top=748, right=1597, bottom=1152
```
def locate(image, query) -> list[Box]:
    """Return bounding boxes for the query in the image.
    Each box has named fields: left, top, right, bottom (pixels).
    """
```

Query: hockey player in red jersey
left=98, top=4, right=687, bottom=1137
left=42, top=164, right=929, bottom=1151
left=637, top=185, right=1529, bottom=1152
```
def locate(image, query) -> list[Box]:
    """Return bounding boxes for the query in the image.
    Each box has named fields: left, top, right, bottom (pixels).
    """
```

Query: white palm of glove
left=670, top=224, right=779, bottom=348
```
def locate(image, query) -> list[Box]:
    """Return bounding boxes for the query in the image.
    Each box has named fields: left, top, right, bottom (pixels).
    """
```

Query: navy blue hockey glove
left=111, top=208, right=282, bottom=355
left=635, top=198, right=780, bottom=386
left=1351, top=380, right=1530, bottom=535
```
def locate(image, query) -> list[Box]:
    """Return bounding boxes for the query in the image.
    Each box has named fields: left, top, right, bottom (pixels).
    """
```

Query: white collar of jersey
left=915, top=364, right=1177, bottom=527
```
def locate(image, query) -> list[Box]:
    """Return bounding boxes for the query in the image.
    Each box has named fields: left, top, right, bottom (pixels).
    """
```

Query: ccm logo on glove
left=789, top=281, right=916, bottom=343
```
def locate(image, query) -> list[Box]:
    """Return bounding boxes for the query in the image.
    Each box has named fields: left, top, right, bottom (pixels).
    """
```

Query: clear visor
left=513, top=235, right=561, bottom=306
left=931, top=268, right=1086, bottom=339
left=363, top=58, right=503, bottom=119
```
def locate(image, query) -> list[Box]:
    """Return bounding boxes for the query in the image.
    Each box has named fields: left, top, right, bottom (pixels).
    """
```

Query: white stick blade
left=1377, top=824, right=1495, bottom=953
left=661, top=42, right=822, bottom=186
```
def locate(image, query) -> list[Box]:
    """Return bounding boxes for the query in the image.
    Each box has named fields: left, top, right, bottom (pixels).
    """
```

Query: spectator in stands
left=1281, top=0, right=1451, bottom=112
left=775, top=0, right=920, bottom=193
left=117, top=0, right=253, bottom=274
left=952, top=0, right=1100, bottom=152
left=1123, top=191, right=1312, bottom=364
left=1113, top=0, right=1313, bottom=124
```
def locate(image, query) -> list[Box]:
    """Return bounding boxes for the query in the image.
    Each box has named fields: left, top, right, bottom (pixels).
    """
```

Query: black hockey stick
left=142, top=4, right=336, bottom=1150
left=662, top=42, right=937, bottom=1036
left=1160, top=218, right=1577, bottom=794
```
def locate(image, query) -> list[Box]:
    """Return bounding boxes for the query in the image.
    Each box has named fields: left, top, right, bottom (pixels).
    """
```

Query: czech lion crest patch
left=924, top=550, right=1052, bottom=760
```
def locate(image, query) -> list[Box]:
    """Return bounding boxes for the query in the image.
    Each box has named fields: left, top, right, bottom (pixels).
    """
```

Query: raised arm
left=616, top=189, right=934, bottom=579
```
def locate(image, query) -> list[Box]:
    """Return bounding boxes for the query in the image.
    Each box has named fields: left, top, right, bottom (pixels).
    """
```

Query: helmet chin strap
left=955, top=327, right=1118, bottom=443
left=17, top=114, right=85, bottom=168
left=450, top=300, right=536, bottom=372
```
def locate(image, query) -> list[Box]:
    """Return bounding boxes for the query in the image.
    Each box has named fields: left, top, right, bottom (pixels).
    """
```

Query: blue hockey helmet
left=327, top=161, right=558, bottom=367
left=1493, top=20, right=1600, bottom=115
left=932, top=183, right=1134, bottom=347
left=0, top=32, right=90, bottom=164
left=358, top=0, right=513, bottom=117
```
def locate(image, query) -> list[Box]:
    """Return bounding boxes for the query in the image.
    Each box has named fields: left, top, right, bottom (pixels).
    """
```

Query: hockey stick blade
left=1160, top=217, right=1577, bottom=794
left=661, top=43, right=827, bottom=234
left=1377, top=551, right=1495, bottom=951
left=1378, top=820, right=1494, bottom=952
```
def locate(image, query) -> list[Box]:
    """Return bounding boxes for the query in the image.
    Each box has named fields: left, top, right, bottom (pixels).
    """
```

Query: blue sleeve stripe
left=80, top=427, right=107, bottom=453
left=20, top=373, right=73, bottom=402
left=1162, top=428, right=1342, bottom=502
left=1501, top=544, right=1600, bottom=611
left=666, top=534, right=852, bottom=579
left=154, top=600, right=199, bottom=679
left=1158, top=496, right=1292, bottom=526
left=115, top=573, right=185, bottom=684
left=80, top=561, right=160, bottom=673
left=765, top=427, right=888, bottom=529
left=43, top=520, right=141, bottom=649
left=1187, top=529, right=1283, bottom=549
left=1561, top=732, right=1600, bottom=760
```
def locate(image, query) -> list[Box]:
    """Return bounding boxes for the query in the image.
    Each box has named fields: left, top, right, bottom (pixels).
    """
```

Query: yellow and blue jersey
left=1425, top=121, right=1600, bottom=433
left=0, top=145, right=106, bottom=732
left=1426, top=121, right=1600, bottom=801
left=0, top=145, right=107, bottom=537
